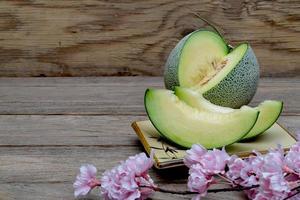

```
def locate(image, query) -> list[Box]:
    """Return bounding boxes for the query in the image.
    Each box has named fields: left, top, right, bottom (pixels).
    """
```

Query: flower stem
left=283, top=185, right=300, bottom=200
left=284, top=191, right=300, bottom=200
left=292, top=185, right=300, bottom=191
left=284, top=165, right=300, bottom=178
left=217, top=174, right=234, bottom=184
left=155, top=185, right=258, bottom=195
left=88, top=179, right=101, bottom=189
left=155, top=187, right=195, bottom=195
left=208, top=185, right=258, bottom=193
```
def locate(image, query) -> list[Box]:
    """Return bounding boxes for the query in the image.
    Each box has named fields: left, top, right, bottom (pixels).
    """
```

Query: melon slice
left=144, top=88, right=259, bottom=149
left=164, top=30, right=259, bottom=108
left=174, top=87, right=283, bottom=140
left=243, top=101, right=283, bottom=140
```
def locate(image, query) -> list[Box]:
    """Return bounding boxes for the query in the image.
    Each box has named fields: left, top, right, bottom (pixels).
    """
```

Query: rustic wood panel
left=0, top=77, right=298, bottom=200
left=0, top=115, right=146, bottom=146
left=0, top=0, right=299, bottom=77
left=0, top=116, right=297, bottom=200
left=0, top=146, right=246, bottom=200
left=0, top=115, right=296, bottom=147
left=0, top=183, right=246, bottom=200
left=0, top=77, right=298, bottom=115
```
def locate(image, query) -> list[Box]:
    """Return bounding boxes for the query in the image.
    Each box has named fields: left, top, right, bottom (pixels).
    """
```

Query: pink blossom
left=255, top=172, right=290, bottom=200
left=199, top=148, right=230, bottom=174
left=226, top=155, right=261, bottom=187
left=100, top=152, right=155, bottom=200
left=226, top=155, right=246, bottom=182
left=243, top=153, right=264, bottom=186
left=184, top=145, right=229, bottom=174
left=285, top=141, right=300, bottom=174
left=226, top=155, right=251, bottom=186
left=261, top=147, right=284, bottom=175
left=248, top=151, right=264, bottom=170
left=188, top=164, right=214, bottom=199
left=250, top=147, right=290, bottom=200
left=245, top=188, right=259, bottom=199
left=184, top=144, right=207, bottom=167
left=253, top=192, right=269, bottom=200
left=227, top=147, right=291, bottom=200
left=240, top=168, right=259, bottom=187
left=73, top=164, right=100, bottom=197
left=125, top=152, right=154, bottom=176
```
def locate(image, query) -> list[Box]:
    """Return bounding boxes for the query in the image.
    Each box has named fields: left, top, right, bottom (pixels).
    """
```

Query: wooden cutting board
left=132, top=121, right=296, bottom=169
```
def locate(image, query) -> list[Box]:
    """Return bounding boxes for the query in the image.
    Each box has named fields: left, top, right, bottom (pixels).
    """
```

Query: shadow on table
left=153, top=165, right=188, bottom=180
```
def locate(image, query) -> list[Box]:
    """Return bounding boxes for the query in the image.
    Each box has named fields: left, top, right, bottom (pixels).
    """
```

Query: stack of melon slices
left=144, top=30, right=283, bottom=149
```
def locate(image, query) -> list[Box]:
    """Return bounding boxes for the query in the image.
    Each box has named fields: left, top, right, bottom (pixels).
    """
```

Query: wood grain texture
left=0, top=145, right=246, bottom=200
left=0, top=114, right=297, bottom=200
left=0, top=77, right=298, bottom=115
left=0, top=115, right=146, bottom=146
left=0, top=77, right=298, bottom=200
left=0, top=184, right=246, bottom=200
left=0, top=115, right=296, bottom=147
left=0, top=183, right=245, bottom=200
left=0, top=0, right=299, bottom=77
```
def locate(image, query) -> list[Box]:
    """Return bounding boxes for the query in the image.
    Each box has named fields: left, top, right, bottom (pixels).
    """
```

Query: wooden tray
left=132, top=120, right=296, bottom=169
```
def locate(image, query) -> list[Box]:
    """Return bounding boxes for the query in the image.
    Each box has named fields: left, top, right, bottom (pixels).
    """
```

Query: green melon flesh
left=174, top=87, right=283, bottom=140
left=144, top=88, right=259, bottom=149
left=164, top=30, right=259, bottom=108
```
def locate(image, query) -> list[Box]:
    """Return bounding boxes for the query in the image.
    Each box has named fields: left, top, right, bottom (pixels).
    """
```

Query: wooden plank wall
left=0, top=0, right=299, bottom=77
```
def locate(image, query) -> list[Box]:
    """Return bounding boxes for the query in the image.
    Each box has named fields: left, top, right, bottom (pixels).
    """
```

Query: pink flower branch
left=73, top=134, right=300, bottom=200
left=183, top=141, right=300, bottom=200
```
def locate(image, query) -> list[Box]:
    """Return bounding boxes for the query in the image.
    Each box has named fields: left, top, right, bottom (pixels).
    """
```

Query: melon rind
left=164, top=33, right=192, bottom=90
left=202, top=45, right=260, bottom=108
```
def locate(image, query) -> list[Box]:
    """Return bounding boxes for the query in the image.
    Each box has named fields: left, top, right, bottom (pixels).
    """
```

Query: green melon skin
left=202, top=45, right=260, bottom=108
left=164, top=32, right=192, bottom=90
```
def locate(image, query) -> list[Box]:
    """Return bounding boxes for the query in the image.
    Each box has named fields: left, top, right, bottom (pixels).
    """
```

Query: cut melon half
left=144, top=88, right=259, bottom=149
left=164, top=30, right=229, bottom=89
left=174, top=87, right=283, bottom=140
left=164, top=30, right=259, bottom=108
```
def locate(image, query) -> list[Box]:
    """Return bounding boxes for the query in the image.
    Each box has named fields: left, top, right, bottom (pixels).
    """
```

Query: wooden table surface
left=0, top=77, right=299, bottom=200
